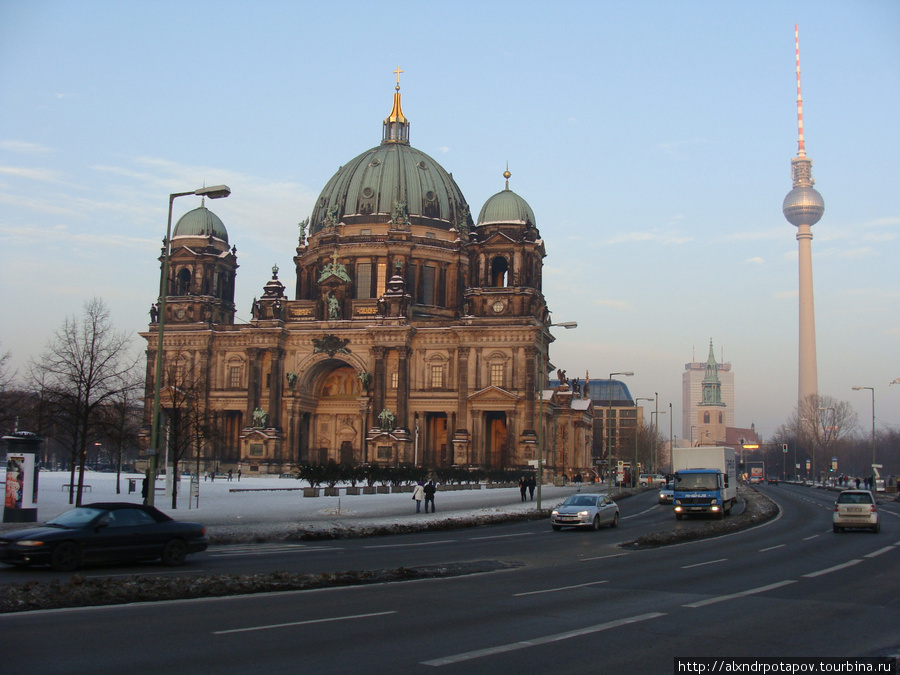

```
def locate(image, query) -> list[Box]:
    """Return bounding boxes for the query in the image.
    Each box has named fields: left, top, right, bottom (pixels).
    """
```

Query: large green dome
left=172, top=205, right=228, bottom=244
left=309, top=86, right=471, bottom=235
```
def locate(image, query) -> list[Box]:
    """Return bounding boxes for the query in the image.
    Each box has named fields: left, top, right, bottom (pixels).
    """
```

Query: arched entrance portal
left=422, top=413, right=449, bottom=468
left=307, top=363, right=364, bottom=464
left=485, top=411, right=508, bottom=468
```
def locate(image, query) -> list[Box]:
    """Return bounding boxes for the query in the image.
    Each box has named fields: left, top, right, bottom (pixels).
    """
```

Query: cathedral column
left=397, top=346, right=410, bottom=431
left=268, top=347, right=285, bottom=429
left=372, top=346, right=387, bottom=424
left=245, top=348, right=263, bottom=423
left=524, top=346, right=536, bottom=435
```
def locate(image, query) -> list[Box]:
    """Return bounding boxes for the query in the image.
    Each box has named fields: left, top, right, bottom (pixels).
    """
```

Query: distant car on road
left=748, top=475, right=763, bottom=484
left=767, top=477, right=779, bottom=485
left=833, top=490, right=880, bottom=533
left=551, top=494, right=619, bottom=531
left=639, top=473, right=666, bottom=487
left=658, top=482, right=674, bottom=505
left=0, top=502, right=208, bottom=572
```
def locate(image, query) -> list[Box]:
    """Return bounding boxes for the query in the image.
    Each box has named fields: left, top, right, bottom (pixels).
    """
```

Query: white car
left=551, top=494, right=619, bottom=531
left=639, top=473, right=666, bottom=487
left=833, top=490, right=880, bottom=533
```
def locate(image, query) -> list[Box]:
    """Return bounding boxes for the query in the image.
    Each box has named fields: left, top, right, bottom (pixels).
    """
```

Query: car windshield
left=47, top=507, right=106, bottom=528
left=563, top=496, right=597, bottom=507
left=837, top=492, right=873, bottom=504
left=675, top=474, right=718, bottom=491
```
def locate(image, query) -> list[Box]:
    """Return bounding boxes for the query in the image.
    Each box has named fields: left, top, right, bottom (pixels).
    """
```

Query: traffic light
left=782, top=444, right=788, bottom=452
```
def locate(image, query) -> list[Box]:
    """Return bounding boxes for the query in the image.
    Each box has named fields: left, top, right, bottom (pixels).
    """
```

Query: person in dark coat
left=527, top=475, right=536, bottom=500
left=519, top=476, right=527, bottom=501
left=424, top=480, right=436, bottom=513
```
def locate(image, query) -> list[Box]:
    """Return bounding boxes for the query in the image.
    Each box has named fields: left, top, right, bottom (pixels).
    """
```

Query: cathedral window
left=391, top=371, right=399, bottom=389
left=176, top=268, right=192, bottom=296
left=490, top=363, right=504, bottom=388
left=376, top=262, right=387, bottom=298
left=490, top=256, right=509, bottom=287
left=430, top=364, right=444, bottom=389
left=703, top=412, right=710, bottom=424
left=229, top=365, right=242, bottom=389
left=356, top=262, right=373, bottom=299
left=422, top=265, right=436, bottom=305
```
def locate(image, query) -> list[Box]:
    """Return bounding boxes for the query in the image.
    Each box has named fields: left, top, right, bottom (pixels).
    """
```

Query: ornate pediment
left=467, top=385, right=519, bottom=406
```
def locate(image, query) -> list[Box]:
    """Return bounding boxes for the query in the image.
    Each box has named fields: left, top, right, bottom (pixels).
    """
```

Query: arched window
left=176, top=268, right=191, bottom=296
left=703, top=412, right=710, bottom=424
left=718, top=412, right=723, bottom=423
left=490, top=256, right=508, bottom=287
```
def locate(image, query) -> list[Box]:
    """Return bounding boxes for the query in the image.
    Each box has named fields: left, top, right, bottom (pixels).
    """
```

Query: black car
left=0, top=502, right=208, bottom=572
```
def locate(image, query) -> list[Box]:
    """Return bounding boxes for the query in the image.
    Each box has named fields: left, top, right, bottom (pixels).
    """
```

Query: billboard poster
left=4, top=453, right=37, bottom=510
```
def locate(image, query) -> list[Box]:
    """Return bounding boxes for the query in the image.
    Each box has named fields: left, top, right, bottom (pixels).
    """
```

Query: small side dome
left=478, top=171, right=536, bottom=227
left=173, top=205, right=229, bottom=244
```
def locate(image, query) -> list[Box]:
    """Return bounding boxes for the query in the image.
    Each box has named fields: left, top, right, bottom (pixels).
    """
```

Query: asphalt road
left=2, top=484, right=898, bottom=674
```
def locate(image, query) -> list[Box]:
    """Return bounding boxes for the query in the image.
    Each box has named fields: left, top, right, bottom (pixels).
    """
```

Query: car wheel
left=833, top=524, right=842, bottom=533
left=873, top=522, right=880, bottom=533
left=161, top=539, right=188, bottom=566
left=591, top=515, right=601, bottom=531
left=551, top=524, right=561, bottom=531
left=50, top=542, right=82, bottom=572
left=675, top=513, right=683, bottom=520
left=610, top=512, right=619, bottom=528
left=639, top=482, right=647, bottom=487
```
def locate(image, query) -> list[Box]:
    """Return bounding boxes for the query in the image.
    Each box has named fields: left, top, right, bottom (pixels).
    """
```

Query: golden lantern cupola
left=382, top=67, right=410, bottom=145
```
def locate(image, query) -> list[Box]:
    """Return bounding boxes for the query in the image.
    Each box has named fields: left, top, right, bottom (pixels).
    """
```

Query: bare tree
left=31, top=299, right=139, bottom=505
left=786, top=394, right=857, bottom=481
left=0, top=345, right=21, bottom=435
left=97, top=368, right=144, bottom=494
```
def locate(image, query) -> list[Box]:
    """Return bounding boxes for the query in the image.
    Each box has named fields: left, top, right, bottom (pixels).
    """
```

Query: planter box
left=399, top=485, right=414, bottom=493
left=324, top=487, right=340, bottom=497
left=376, top=486, right=391, bottom=494
left=362, top=486, right=377, bottom=495
left=303, top=488, right=321, bottom=498
left=345, top=487, right=361, bottom=495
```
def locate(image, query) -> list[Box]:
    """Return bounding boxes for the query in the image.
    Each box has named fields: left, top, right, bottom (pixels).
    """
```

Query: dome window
left=418, top=161, right=427, bottom=170
left=490, top=256, right=509, bottom=287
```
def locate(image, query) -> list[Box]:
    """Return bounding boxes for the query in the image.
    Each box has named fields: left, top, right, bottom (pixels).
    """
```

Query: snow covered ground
left=1, top=470, right=597, bottom=538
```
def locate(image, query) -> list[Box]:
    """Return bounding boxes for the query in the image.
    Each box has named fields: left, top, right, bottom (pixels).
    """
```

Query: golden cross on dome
left=393, top=66, right=403, bottom=90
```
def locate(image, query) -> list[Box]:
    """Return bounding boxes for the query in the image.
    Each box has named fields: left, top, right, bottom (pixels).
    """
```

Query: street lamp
left=634, top=397, right=654, bottom=486
left=536, top=321, right=577, bottom=510
left=817, top=406, right=834, bottom=485
left=147, top=185, right=231, bottom=506
left=851, top=386, right=875, bottom=488
left=607, top=371, right=633, bottom=493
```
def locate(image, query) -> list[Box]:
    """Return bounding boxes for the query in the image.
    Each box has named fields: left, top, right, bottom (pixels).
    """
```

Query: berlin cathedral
left=140, top=79, right=593, bottom=477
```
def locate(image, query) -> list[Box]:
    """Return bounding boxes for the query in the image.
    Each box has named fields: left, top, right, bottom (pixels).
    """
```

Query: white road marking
left=513, top=580, right=608, bottom=597
left=802, top=534, right=819, bottom=540
left=470, top=533, right=532, bottom=541
left=623, top=505, right=659, bottom=519
left=759, top=544, right=786, bottom=552
left=683, top=580, right=796, bottom=608
left=802, top=559, right=863, bottom=578
left=681, top=558, right=728, bottom=569
left=863, top=546, right=895, bottom=559
left=422, top=612, right=667, bottom=666
left=580, top=552, right=630, bottom=562
left=364, top=539, right=456, bottom=549
left=213, top=610, right=397, bottom=635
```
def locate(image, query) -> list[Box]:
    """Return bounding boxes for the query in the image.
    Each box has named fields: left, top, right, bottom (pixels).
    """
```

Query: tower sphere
left=782, top=185, right=824, bottom=227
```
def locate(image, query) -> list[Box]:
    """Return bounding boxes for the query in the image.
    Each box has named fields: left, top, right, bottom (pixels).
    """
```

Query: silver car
left=833, top=490, right=880, bottom=533
left=658, top=482, right=674, bottom=505
left=551, top=493, right=619, bottom=531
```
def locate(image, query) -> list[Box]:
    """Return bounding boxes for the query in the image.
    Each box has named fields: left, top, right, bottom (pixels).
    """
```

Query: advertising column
left=3, top=431, right=43, bottom=523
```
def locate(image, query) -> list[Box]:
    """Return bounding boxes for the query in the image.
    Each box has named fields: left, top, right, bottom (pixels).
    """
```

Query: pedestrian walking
left=228, top=469, right=233, bottom=482
left=237, top=468, right=242, bottom=482
left=527, top=475, right=536, bottom=500
left=412, top=481, right=425, bottom=513
left=519, top=476, right=527, bottom=501
left=424, top=480, right=436, bottom=513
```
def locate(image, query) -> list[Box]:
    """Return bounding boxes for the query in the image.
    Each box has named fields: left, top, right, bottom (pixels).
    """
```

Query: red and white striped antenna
left=795, top=24, right=806, bottom=157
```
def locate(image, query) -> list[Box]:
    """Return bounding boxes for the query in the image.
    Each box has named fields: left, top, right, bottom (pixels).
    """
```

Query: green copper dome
left=172, top=205, right=229, bottom=244
left=308, top=84, right=471, bottom=235
left=477, top=185, right=536, bottom=227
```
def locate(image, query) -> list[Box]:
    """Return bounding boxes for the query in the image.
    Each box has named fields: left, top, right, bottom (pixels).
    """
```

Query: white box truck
left=672, top=446, right=737, bottom=519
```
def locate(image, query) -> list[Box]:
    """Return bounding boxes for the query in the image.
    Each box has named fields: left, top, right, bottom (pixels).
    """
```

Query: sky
left=1, top=0, right=898, bottom=442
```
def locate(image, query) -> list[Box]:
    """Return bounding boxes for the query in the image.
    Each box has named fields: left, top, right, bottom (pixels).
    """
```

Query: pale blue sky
left=1, top=0, right=898, bottom=439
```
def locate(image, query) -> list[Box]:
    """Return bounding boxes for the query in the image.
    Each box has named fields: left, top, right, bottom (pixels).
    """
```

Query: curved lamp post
left=607, top=371, right=633, bottom=493
left=536, top=321, right=577, bottom=510
left=147, top=185, right=231, bottom=506
left=851, top=386, right=875, bottom=487
left=633, top=397, right=655, bottom=486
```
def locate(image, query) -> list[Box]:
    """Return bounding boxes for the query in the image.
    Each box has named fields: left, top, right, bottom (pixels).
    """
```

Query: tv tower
left=782, top=24, right=824, bottom=407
